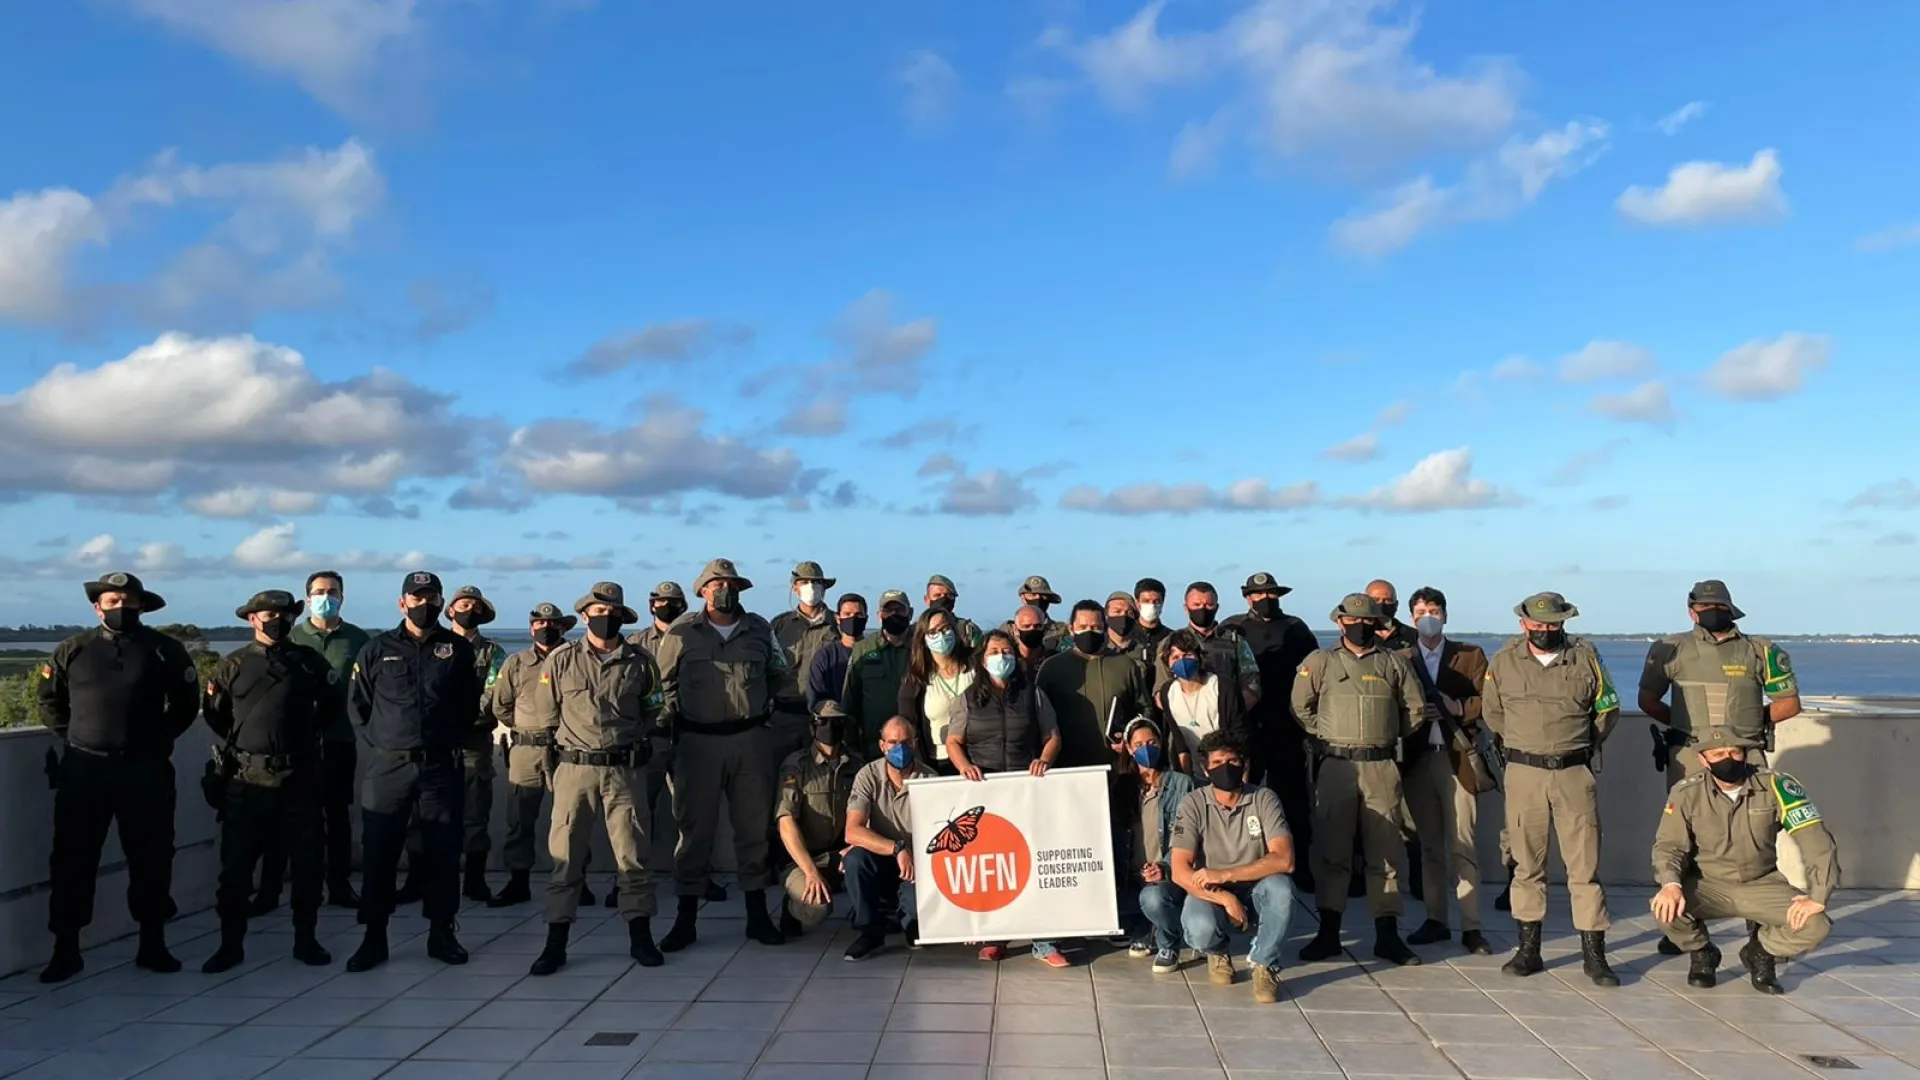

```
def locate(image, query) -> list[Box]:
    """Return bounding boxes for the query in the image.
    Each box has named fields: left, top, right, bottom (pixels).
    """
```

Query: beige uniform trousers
left=502, top=743, right=551, bottom=873
left=1658, top=872, right=1831, bottom=958
left=781, top=857, right=841, bottom=929
left=1403, top=748, right=1490, bottom=932
left=673, top=728, right=775, bottom=895
left=546, top=761, right=652, bottom=923
left=1311, top=756, right=1405, bottom=918
left=1505, top=762, right=1610, bottom=931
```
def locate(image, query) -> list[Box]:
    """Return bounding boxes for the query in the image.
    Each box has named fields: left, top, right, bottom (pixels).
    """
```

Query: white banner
left=907, top=766, right=1119, bottom=946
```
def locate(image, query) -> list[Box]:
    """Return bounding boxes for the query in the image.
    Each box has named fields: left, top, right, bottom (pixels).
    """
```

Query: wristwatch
left=891, top=839, right=906, bottom=856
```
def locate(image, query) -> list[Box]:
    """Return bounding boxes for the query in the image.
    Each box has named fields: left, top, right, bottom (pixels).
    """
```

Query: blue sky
left=1, top=0, right=1916, bottom=634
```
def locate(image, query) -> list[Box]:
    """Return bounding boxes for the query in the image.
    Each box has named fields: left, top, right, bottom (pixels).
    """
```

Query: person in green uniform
left=1639, top=579, right=1801, bottom=784
left=286, top=570, right=371, bottom=909
left=1036, top=600, right=1150, bottom=769
left=485, top=602, right=587, bottom=909
left=842, top=590, right=914, bottom=756
left=773, top=700, right=861, bottom=936
left=769, top=561, right=839, bottom=766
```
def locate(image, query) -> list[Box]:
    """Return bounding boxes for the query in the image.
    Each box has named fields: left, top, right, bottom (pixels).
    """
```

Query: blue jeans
left=1181, top=873, right=1296, bottom=970
left=845, top=847, right=916, bottom=934
left=1139, top=881, right=1185, bottom=952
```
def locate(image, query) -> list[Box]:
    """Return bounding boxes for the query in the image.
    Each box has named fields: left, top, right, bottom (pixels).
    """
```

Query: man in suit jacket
left=1399, top=587, right=1497, bottom=956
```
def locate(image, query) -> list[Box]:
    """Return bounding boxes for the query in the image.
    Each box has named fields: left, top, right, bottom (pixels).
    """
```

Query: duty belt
left=508, top=730, right=556, bottom=747
left=1503, top=747, right=1593, bottom=770
left=379, top=747, right=460, bottom=763
left=557, top=747, right=641, bottom=767
left=1317, top=743, right=1398, bottom=762
left=67, top=743, right=168, bottom=762
left=234, top=749, right=316, bottom=771
left=679, top=715, right=768, bottom=737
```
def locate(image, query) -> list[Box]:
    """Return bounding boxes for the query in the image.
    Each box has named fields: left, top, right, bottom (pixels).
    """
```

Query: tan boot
left=1208, top=953, right=1235, bottom=986
left=1253, top=964, right=1283, bottom=1004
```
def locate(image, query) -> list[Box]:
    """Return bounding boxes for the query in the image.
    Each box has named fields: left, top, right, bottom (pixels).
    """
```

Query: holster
left=200, top=748, right=235, bottom=816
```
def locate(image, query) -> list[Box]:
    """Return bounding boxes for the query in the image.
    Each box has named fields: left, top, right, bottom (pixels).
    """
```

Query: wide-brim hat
left=693, top=557, right=754, bottom=595
left=1019, top=574, right=1062, bottom=604
left=235, top=589, right=302, bottom=620
left=85, top=572, right=166, bottom=613
left=1514, top=591, right=1580, bottom=624
left=650, top=581, right=685, bottom=601
left=1688, top=579, right=1745, bottom=621
left=450, top=585, right=497, bottom=625
left=1241, top=571, right=1292, bottom=597
left=575, top=582, right=640, bottom=624
left=528, top=602, right=579, bottom=633
left=1330, top=592, right=1386, bottom=621
left=791, top=560, right=837, bottom=588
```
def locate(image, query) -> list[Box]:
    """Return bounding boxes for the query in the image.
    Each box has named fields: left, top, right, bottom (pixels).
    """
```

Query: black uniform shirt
left=204, top=641, right=338, bottom=755
left=37, top=626, right=199, bottom=755
left=349, top=624, right=482, bottom=751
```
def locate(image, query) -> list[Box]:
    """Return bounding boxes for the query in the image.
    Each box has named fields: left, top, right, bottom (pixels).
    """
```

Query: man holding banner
left=843, top=717, right=936, bottom=961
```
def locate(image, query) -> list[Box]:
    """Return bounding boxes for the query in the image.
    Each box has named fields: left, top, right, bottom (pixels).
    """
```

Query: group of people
left=30, top=563, right=1840, bottom=1005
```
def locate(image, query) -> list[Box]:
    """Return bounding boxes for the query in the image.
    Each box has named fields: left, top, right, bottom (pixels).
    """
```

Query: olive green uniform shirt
left=1639, top=627, right=1796, bottom=748
left=770, top=610, right=837, bottom=714
left=1653, top=769, right=1839, bottom=905
left=543, top=639, right=665, bottom=751
left=1290, top=644, right=1426, bottom=748
left=489, top=645, right=561, bottom=733
left=654, top=612, right=786, bottom=731
left=1482, top=638, right=1620, bottom=756
left=288, top=618, right=371, bottom=743
left=776, top=746, right=861, bottom=863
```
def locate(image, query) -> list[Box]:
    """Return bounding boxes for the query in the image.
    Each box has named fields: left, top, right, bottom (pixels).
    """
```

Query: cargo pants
left=1310, top=756, right=1405, bottom=918
left=673, top=728, right=774, bottom=896
left=1505, top=762, right=1610, bottom=931
left=546, top=760, right=653, bottom=923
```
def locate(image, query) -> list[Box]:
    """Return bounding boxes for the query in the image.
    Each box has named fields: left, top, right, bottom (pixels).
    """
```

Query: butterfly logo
left=925, top=806, right=987, bottom=855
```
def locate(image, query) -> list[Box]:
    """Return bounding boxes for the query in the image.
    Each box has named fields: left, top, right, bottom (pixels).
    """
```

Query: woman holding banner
left=897, top=609, right=975, bottom=775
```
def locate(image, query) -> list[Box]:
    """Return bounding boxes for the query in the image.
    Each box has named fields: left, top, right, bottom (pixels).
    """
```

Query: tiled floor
left=3, top=882, right=1919, bottom=1079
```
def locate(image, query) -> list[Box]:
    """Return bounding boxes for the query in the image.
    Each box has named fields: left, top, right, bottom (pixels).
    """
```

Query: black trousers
left=406, top=744, right=492, bottom=858
left=359, top=752, right=464, bottom=922
left=1255, top=716, right=1314, bottom=870
left=49, top=752, right=178, bottom=934
left=219, top=772, right=324, bottom=925
left=258, top=739, right=357, bottom=894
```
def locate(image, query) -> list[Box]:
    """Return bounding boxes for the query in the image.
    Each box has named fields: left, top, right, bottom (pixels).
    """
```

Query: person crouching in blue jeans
left=1117, top=718, right=1196, bottom=973
left=1171, top=730, right=1297, bottom=1003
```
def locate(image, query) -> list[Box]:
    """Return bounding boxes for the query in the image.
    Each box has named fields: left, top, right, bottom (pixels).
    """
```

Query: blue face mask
left=985, top=653, right=1018, bottom=681
left=309, top=594, right=341, bottom=621
left=926, top=630, right=956, bottom=656
left=884, top=743, right=915, bottom=769
left=1132, top=744, right=1164, bottom=769
left=1171, top=657, right=1201, bottom=681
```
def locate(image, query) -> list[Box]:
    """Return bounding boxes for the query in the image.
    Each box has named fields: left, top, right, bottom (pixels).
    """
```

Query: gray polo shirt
left=849, top=757, right=936, bottom=847
left=1170, top=784, right=1289, bottom=869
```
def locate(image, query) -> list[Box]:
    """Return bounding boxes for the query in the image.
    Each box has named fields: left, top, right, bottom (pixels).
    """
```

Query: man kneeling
left=843, top=717, right=936, bottom=961
left=1651, top=728, right=1838, bottom=995
left=1171, top=731, right=1297, bottom=1003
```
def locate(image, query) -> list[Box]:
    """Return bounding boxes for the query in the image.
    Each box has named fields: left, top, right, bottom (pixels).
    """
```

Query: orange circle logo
left=928, top=807, right=1031, bottom=913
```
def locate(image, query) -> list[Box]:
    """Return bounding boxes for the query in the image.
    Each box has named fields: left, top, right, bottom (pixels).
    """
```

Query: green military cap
left=1688, top=579, right=1745, bottom=621
left=528, top=601, right=578, bottom=633
left=1019, top=575, right=1062, bottom=603
left=649, top=581, right=685, bottom=601
left=235, top=589, right=302, bottom=620
left=879, top=589, right=911, bottom=611
left=928, top=574, right=958, bottom=593
left=1697, top=726, right=1739, bottom=750
left=811, top=699, right=849, bottom=720
left=576, top=581, right=640, bottom=623
left=1330, top=592, right=1387, bottom=621
left=1241, top=571, right=1292, bottom=597
left=693, top=558, right=753, bottom=594
left=1106, top=590, right=1137, bottom=608
left=790, top=560, right=837, bottom=588
left=450, top=585, right=497, bottom=624
left=85, top=571, right=167, bottom=612
left=1514, top=591, right=1579, bottom=623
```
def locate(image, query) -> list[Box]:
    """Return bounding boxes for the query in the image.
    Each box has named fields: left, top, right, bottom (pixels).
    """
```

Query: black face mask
left=587, top=614, right=624, bottom=640
left=929, top=596, right=954, bottom=613
left=452, top=609, right=482, bottom=630
left=1341, top=622, right=1375, bottom=647
left=405, top=603, right=442, bottom=629
left=709, top=586, right=741, bottom=615
left=881, top=612, right=911, bottom=636
left=103, top=608, right=141, bottom=634
left=1528, top=627, right=1567, bottom=651
left=1207, top=761, right=1245, bottom=792
left=811, top=718, right=840, bottom=748
left=1697, top=608, right=1736, bottom=634
left=1188, top=607, right=1217, bottom=629
left=652, top=601, right=686, bottom=625
left=1072, top=630, right=1105, bottom=655
left=1016, top=628, right=1046, bottom=650
left=1108, top=614, right=1135, bottom=638
left=1378, top=600, right=1399, bottom=619
left=1027, top=598, right=1051, bottom=614
left=1251, top=598, right=1281, bottom=619
left=260, top=617, right=291, bottom=642
left=1707, top=757, right=1754, bottom=785
left=532, top=626, right=564, bottom=649
left=838, top=615, right=868, bottom=639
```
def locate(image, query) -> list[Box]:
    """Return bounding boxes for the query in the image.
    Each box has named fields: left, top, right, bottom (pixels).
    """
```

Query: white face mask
left=1139, top=602, right=1162, bottom=624
left=1415, top=614, right=1444, bottom=640
left=796, top=583, right=825, bottom=607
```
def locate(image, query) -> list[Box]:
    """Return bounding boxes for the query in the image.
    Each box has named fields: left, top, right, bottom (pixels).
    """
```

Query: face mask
left=1706, top=757, right=1753, bottom=785
left=1138, top=602, right=1162, bottom=624
left=587, top=614, right=623, bottom=640
left=1415, top=614, right=1444, bottom=639
left=1341, top=622, right=1375, bottom=647
left=452, top=609, right=482, bottom=630
left=1697, top=608, right=1735, bottom=634
left=985, top=653, right=1018, bottom=681
left=1072, top=630, right=1104, bottom=655
left=653, top=601, right=686, bottom=624
left=881, top=612, right=911, bottom=636
left=405, top=603, right=442, bottom=629
left=1016, top=628, right=1046, bottom=650
left=1188, top=607, right=1217, bottom=629
left=884, top=743, right=915, bottom=769
left=308, top=594, right=341, bottom=621
left=929, top=596, right=954, bottom=613
left=1108, top=614, right=1134, bottom=638
left=796, top=583, right=824, bottom=607
left=260, top=617, right=291, bottom=642
left=1527, top=628, right=1566, bottom=652
left=1028, top=598, right=1051, bottom=614
left=838, top=616, right=868, bottom=639
left=926, top=630, right=956, bottom=656
left=1170, top=656, right=1201, bottom=681
left=1378, top=600, right=1399, bottom=619
left=811, top=718, right=839, bottom=748
left=1207, top=761, right=1245, bottom=792
left=1250, top=598, right=1280, bottom=619
left=103, top=608, right=141, bottom=633
left=710, top=586, right=740, bottom=614
left=532, top=626, right=563, bottom=649
left=1132, top=743, right=1164, bottom=769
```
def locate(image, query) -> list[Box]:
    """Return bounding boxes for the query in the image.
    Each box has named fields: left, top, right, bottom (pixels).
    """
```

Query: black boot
left=1502, top=921, right=1544, bottom=977
left=488, top=870, right=532, bottom=908
left=1740, top=937, right=1785, bottom=995
left=629, top=917, right=663, bottom=967
left=1298, top=910, right=1343, bottom=963
left=529, top=923, right=570, bottom=976
left=135, top=921, right=181, bottom=974
left=1658, top=936, right=1684, bottom=956
left=779, top=899, right=804, bottom=939
left=427, top=920, right=469, bottom=966
left=1407, top=919, right=1451, bottom=946
left=394, top=855, right=424, bottom=906
left=705, top=880, right=728, bottom=903
left=1493, top=863, right=1514, bottom=913
left=248, top=890, right=281, bottom=918
left=201, top=920, right=247, bottom=974
left=744, top=890, right=786, bottom=946
left=1461, top=930, right=1492, bottom=956
left=660, top=895, right=699, bottom=952
left=1687, top=942, right=1722, bottom=989
left=1580, top=930, right=1619, bottom=988
left=40, top=932, right=83, bottom=984
left=328, top=878, right=361, bottom=909
left=1373, top=917, right=1421, bottom=966
left=293, top=923, right=332, bottom=967
left=463, top=853, right=492, bottom=904
left=346, top=923, right=389, bottom=972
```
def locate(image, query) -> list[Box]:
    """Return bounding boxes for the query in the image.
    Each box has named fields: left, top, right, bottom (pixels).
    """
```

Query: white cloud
left=185, top=485, right=329, bottom=518
left=73, top=534, right=119, bottom=570
left=1616, top=149, right=1787, bottom=226
left=1376, top=400, right=1413, bottom=427
left=564, top=318, right=754, bottom=377
left=1169, top=109, right=1235, bottom=178
left=1339, top=447, right=1512, bottom=511
left=777, top=397, right=848, bottom=437
left=1058, top=478, right=1318, bottom=515
left=1071, top=0, right=1212, bottom=111
left=497, top=393, right=805, bottom=503
left=1321, top=432, right=1381, bottom=463
left=831, top=289, right=939, bottom=394
left=1589, top=380, right=1675, bottom=427
left=1848, top=479, right=1920, bottom=509
left=1005, top=76, right=1072, bottom=127
left=230, top=522, right=446, bottom=574
left=1704, top=332, right=1831, bottom=402
left=1490, top=355, right=1541, bottom=380
left=900, top=50, right=960, bottom=129
left=1558, top=339, right=1654, bottom=383
left=917, top=452, right=965, bottom=477
left=1547, top=438, right=1630, bottom=486
left=936, top=468, right=1039, bottom=516
left=1654, top=101, right=1708, bottom=136
left=1856, top=222, right=1920, bottom=253
left=0, top=189, right=106, bottom=324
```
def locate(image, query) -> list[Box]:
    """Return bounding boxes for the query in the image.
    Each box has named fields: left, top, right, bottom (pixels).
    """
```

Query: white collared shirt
left=1419, top=638, right=1446, bottom=747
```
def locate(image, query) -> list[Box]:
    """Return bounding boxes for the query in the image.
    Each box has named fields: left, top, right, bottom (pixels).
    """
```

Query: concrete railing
left=3, top=701, right=1914, bottom=976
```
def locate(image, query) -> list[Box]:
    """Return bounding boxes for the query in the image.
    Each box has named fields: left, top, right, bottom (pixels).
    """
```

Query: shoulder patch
left=38, top=664, right=52, bottom=679
left=207, top=681, right=218, bottom=695
left=1771, top=773, right=1822, bottom=832
left=1591, top=655, right=1620, bottom=713
left=434, top=643, right=454, bottom=659
left=184, top=667, right=198, bottom=683
left=326, top=670, right=340, bottom=685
